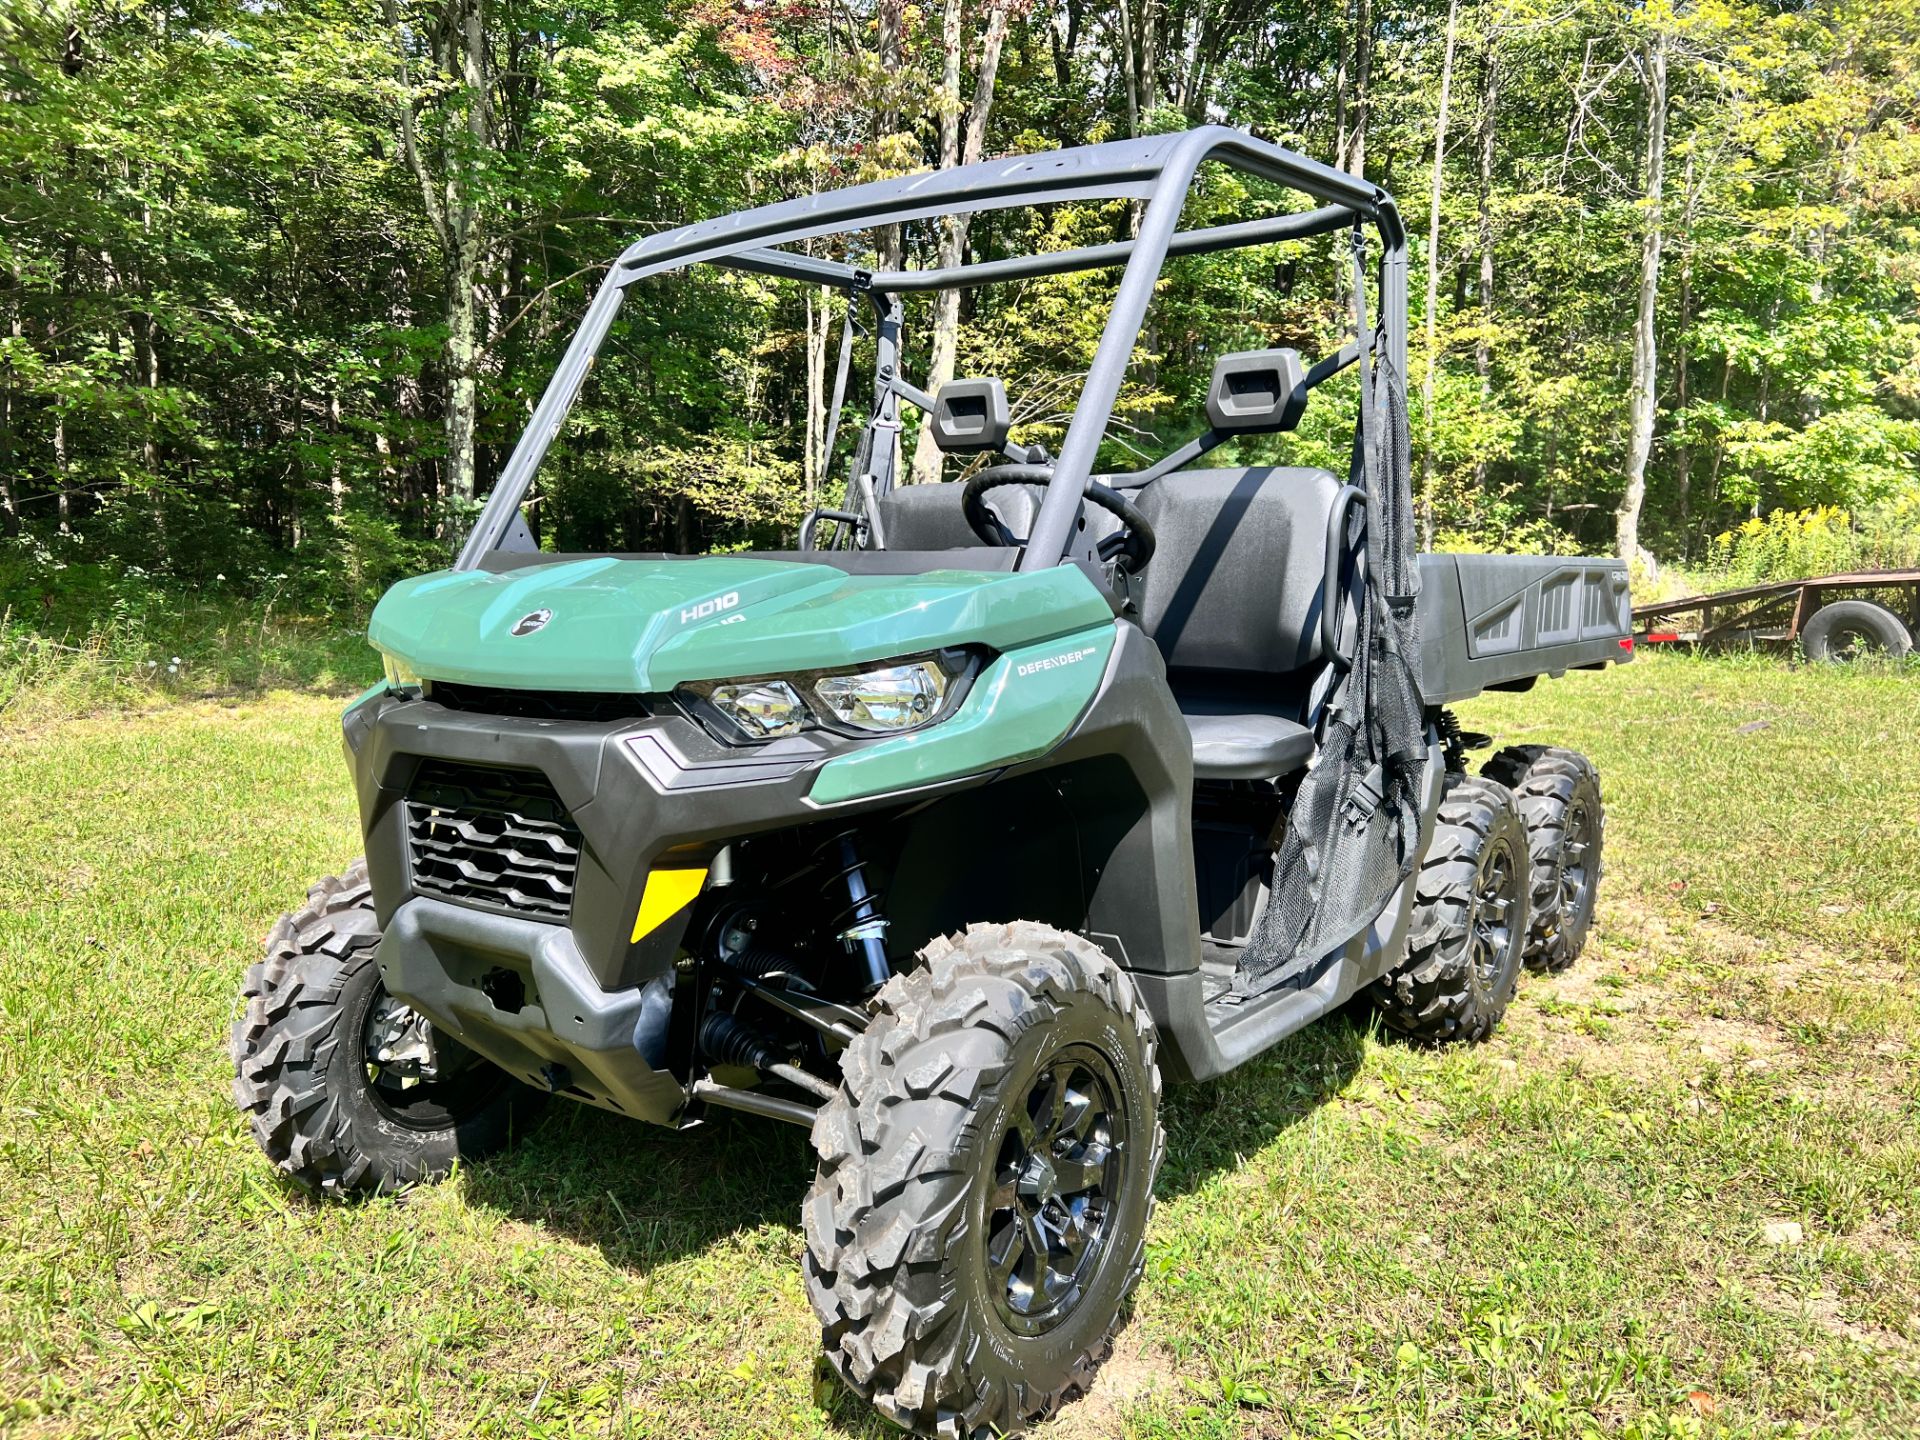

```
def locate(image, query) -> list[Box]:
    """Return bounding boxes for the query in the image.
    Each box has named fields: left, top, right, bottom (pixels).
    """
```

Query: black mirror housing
left=930, top=378, right=1012, bottom=454
left=1205, top=349, right=1307, bottom=434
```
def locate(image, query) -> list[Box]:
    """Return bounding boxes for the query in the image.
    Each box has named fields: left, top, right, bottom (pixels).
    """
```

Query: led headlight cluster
left=685, top=654, right=965, bottom=742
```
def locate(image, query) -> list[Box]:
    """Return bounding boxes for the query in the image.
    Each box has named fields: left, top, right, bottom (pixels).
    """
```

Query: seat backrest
left=1133, top=466, right=1341, bottom=676
left=872, top=480, right=1129, bottom=553
left=873, top=481, right=1044, bottom=550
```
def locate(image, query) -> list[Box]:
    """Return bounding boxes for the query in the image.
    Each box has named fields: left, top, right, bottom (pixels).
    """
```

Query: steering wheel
left=961, top=465, right=1157, bottom=573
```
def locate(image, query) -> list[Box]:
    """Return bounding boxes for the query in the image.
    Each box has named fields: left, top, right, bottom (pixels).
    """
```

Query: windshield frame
left=456, top=126, right=1406, bottom=572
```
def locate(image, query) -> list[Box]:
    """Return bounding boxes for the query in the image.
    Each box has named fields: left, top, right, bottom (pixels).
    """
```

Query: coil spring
left=811, top=828, right=888, bottom=936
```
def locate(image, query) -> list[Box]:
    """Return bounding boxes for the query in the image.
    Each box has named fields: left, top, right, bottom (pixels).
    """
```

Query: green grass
left=2, top=654, right=1917, bottom=1438
left=0, top=609, right=377, bottom=728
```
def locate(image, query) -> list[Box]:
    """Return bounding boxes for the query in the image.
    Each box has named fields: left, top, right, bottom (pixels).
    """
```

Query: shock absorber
left=824, top=831, right=891, bottom=994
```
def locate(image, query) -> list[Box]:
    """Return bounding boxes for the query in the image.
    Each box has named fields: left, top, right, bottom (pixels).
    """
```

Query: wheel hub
left=365, top=993, right=440, bottom=1088
left=1019, top=1152, right=1061, bottom=1204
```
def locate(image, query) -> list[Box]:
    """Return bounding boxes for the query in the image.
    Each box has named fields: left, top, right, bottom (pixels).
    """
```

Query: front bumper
left=344, top=687, right=987, bottom=1122
left=375, top=895, right=686, bottom=1124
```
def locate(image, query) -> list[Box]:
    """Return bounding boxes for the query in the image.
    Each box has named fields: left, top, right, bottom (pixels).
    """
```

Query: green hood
left=367, top=555, right=1115, bottom=692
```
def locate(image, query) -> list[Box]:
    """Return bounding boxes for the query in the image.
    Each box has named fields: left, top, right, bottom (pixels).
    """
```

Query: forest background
left=3, top=0, right=1918, bottom=698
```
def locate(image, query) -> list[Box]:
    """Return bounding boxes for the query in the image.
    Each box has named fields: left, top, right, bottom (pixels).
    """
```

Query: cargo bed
left=1414, top=553, right=1633, bottom=705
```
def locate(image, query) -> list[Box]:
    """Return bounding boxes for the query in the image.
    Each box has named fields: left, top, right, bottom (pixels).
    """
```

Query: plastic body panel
left=369, top=553, right=1113, bottom=693
left=1415, top=553, right=1633, bottom=704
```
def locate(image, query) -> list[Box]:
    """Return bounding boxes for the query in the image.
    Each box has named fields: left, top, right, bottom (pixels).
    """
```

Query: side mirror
left=929, top=377, right=1011, bottom=454
left=1205, top=349, right=1307, bottom=434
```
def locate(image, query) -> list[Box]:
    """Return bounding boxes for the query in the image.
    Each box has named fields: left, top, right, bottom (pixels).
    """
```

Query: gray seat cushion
left=1180, top=701, right=1315, bottom=779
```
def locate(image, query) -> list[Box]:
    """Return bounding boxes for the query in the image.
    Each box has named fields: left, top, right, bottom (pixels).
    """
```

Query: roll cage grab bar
left=456, top=125, right=1409, bottom=573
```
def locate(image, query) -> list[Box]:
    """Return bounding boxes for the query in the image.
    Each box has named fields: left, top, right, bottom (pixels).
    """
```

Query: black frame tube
left=457, top=127, right=1406, bottom=571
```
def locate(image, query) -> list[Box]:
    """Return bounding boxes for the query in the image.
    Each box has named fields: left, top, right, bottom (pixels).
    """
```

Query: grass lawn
left=3, top=654, right=1918, bottom=1438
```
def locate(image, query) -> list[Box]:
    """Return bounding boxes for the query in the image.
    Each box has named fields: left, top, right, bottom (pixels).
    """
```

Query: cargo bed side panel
left=1414, top=553, right=1632, bottom=704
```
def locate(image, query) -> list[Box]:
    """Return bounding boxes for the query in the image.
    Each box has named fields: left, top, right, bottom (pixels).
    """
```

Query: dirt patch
left=1041, top=1327, right=1175, bottom=1438
left=1493, top=894, right=1893, bottom=1089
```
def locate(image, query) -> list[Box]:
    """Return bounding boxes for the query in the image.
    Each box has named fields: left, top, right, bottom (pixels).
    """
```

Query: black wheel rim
left=1559, top=802, right=1596, bottom=925
left=1469, top=836, right=1520, bottom=993
left=982, top=1044, right=1126, bottom=1336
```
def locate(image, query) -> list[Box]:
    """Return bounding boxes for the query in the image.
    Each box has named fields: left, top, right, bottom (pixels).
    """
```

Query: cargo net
left=1235, top=248, right=1428, bottom=998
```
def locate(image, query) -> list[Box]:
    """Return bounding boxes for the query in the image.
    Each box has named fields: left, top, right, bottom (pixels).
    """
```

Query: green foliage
left=1701, top=503, right=1920, bottom=587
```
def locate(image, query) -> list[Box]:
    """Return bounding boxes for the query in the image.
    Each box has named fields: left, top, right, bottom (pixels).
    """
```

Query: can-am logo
left=681, top=591, right=741, bottom=624
left=1016, top=645, right=1097, bottom=678
left=510, top=608, right=552, bottom=637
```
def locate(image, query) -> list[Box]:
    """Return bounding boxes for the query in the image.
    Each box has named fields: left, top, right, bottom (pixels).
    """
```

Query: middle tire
left=1370, top=771, right=1530, bottom=1044
left=803, top=922, right=1164, bottom=1438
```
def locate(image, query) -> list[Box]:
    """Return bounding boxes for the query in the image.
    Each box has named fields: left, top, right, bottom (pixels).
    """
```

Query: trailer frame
left=1632, top=569, right=1920, bottom=651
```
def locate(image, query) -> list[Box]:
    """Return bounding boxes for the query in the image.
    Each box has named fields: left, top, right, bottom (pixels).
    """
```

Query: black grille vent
left=405, top=761, right=582, bottom=920
left=426, top=681, right=650, bottom=724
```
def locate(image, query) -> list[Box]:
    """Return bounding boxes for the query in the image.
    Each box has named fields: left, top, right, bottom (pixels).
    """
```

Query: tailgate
left=1413, top=553, right=1633, bottom=705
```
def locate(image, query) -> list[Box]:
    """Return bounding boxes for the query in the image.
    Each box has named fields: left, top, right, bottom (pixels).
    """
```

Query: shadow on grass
left=453, top=1004, right=1372, bottom=1274
left=459, top=1098, right=816, bottom=1273
left=1156, top=1006, right=1370, bottom=1202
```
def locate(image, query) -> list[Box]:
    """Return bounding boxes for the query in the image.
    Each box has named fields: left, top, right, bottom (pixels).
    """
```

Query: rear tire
left=1802, top=600, right=1911, bottom=662
left=231, top=859, right=546, bottom=1197
left=1481, top=746, right=1604, bottom=973
left=1370, top=773, right=1529, bottom=1045
left=803, top=922, right=1163, bottom=1438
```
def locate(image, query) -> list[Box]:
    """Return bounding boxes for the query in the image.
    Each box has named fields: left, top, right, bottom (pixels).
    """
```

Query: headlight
left=682, top=653, right=966, bottom=743
left=708, top=679, right=808, bottom=738
left=812, top=660, right=948, bottom=732
left=381, top=651, right=423, bottom=694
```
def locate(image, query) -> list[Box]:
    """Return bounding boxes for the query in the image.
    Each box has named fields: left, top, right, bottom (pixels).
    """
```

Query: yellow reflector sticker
left=630, top=866, right=708, bottom=943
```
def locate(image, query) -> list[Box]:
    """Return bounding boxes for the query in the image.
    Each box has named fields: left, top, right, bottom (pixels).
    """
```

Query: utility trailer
left=1633, top=569, right=1920, bottom=661
left=233, top=129, right=1631, bottom=1438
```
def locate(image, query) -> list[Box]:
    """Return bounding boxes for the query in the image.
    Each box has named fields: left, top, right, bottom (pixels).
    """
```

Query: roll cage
left=456, top=125, right=1409, bottom=574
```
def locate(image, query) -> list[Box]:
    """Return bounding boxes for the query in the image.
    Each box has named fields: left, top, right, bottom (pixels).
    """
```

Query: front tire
left=803, top=922, right=1164, bottom=1438
left=1370, top=773, right=1530, bottom=1044
left=231, top=859, right=546, bottom=1197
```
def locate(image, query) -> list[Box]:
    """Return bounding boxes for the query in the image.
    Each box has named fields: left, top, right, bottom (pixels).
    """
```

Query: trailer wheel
left=231, top=859, right=546, bottom=1197
left=1369, top=774, right=1530, bottom=1045
left=803, top=922, right=1163, bottom=1438
left=1802, top=600, right=1911, bottom=662
left=1481, top=746, right=1604, bottom=973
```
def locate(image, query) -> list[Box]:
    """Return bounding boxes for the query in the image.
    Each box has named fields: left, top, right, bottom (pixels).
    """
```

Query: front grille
left=425, top=680, right=650, bottom=724
left=405, top=760, right=582, bottom=920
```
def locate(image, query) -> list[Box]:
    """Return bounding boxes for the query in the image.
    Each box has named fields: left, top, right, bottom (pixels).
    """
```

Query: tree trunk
left=1347, top=0, right=1373, bottom=177
left=874, top=0, right=907, bottom=270
left=1615, top=29, right=1666, bottom=563
left=1673, top=150, right=1695, bottom=556
left=443, top=226, right=481, bottom=510
left=1474, top=41, right=1499, bottom=495
left=805, top=286, right=827, bottom=508
left=387, top=0, right=493, bottom=525
left=1, top=306, right=17, bottom=537
left=909, top=2, right=1011, bottom=486
left=1419, top=0, right=1460, bottom=548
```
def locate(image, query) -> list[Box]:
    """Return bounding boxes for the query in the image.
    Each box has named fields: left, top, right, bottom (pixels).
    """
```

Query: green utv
left=233, top=130, right=1629, bottom=1437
